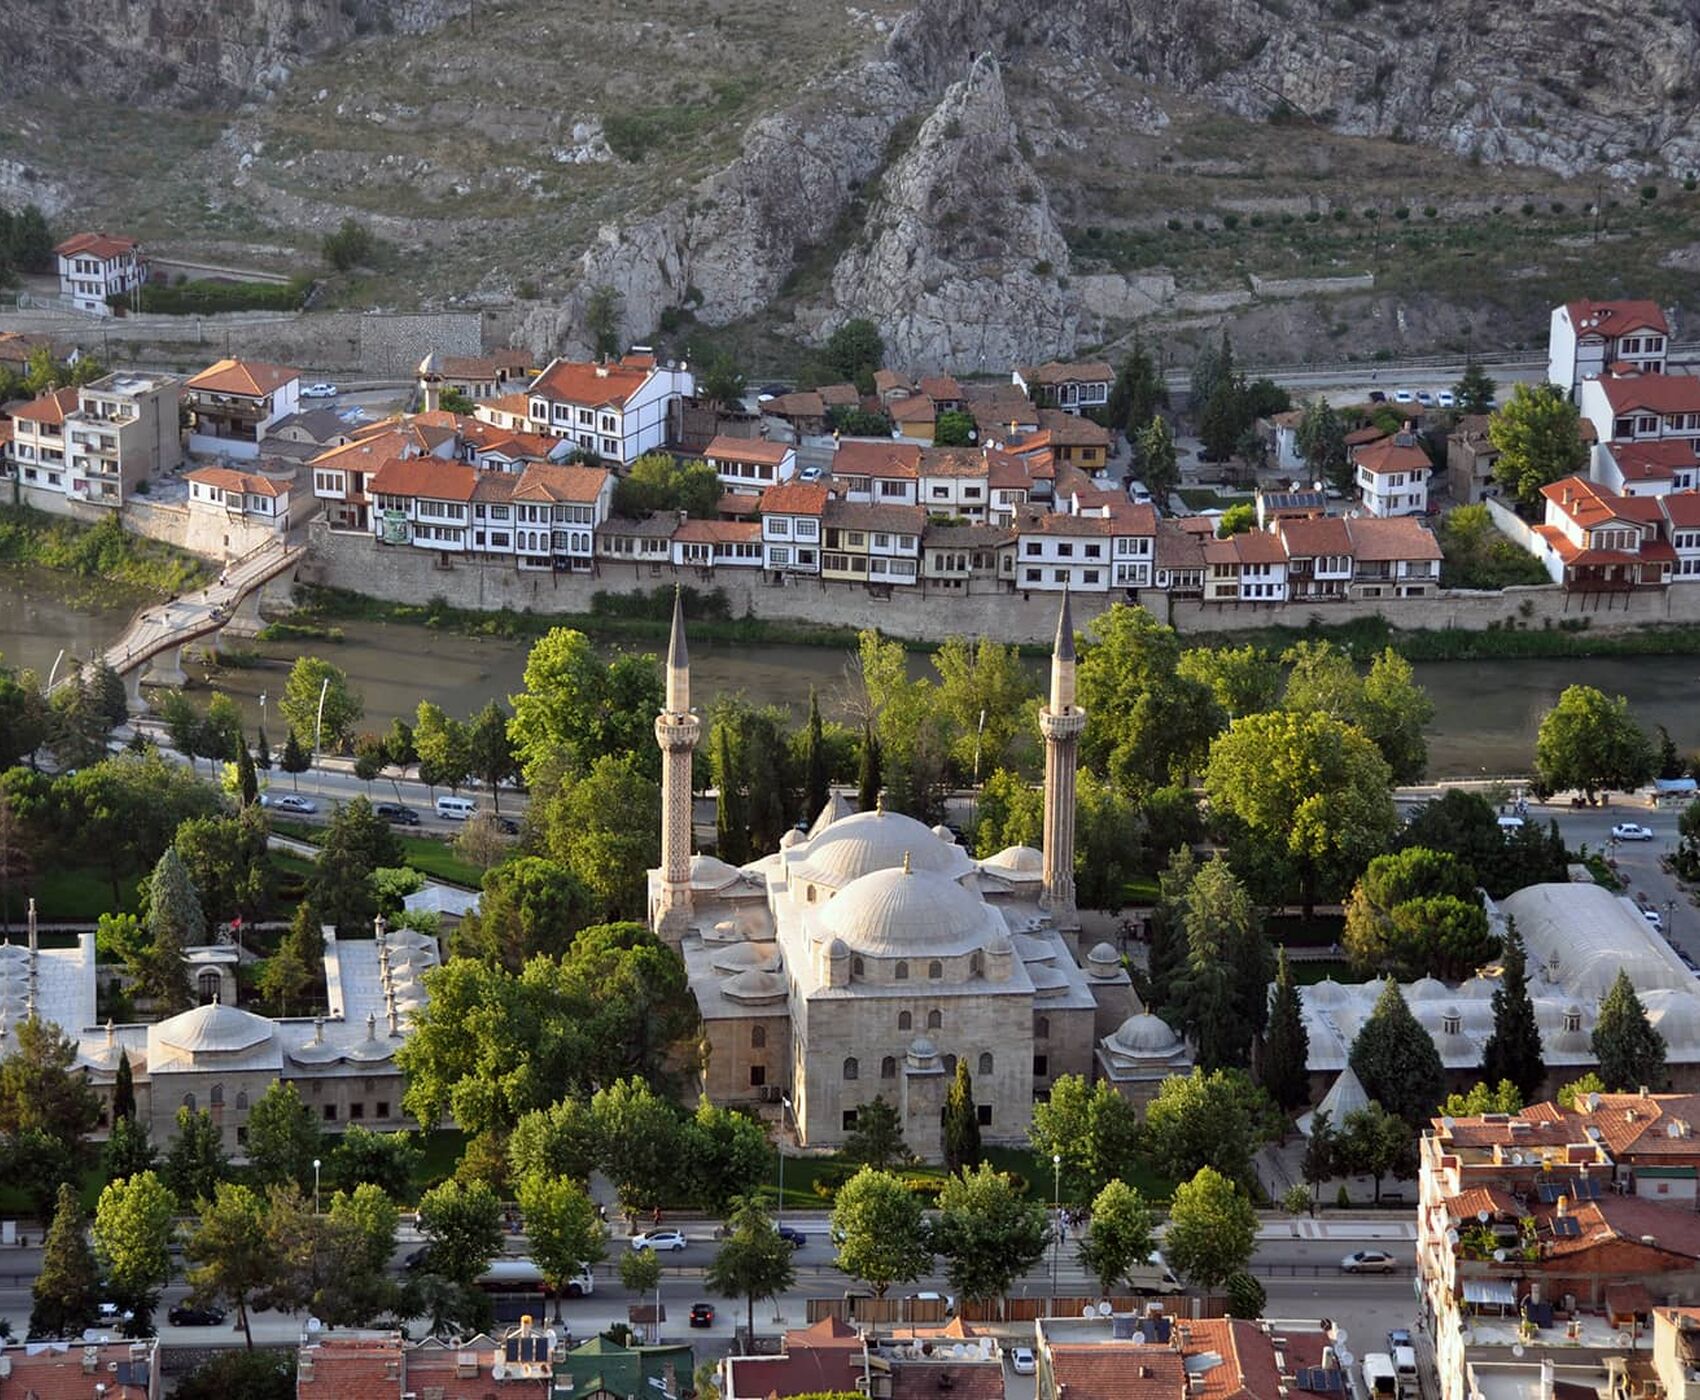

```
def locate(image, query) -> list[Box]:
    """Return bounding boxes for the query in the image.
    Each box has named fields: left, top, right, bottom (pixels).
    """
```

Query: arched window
left=210, top=1084, right=224, bottom=1107
left=197, top=969, right=222, bottom=1003
left=895, top=961, right=909, bottom=981
left=843, top=1057, right=859, bottom=1081
left=881, top=1056, right=897, bottom=1079
left=236, top=1090, right=249, bottom=1111
left=943, top=1054, right=957, bottom=1074
left=852, top=956, right=865, bottom=978
left=978, top=1052, right=994, bottom=1076
left=182, top=1093, right=196, bottom=1112
left=806, top=886, right=816, bottom=903
left=927, top=1009, right=942, bottom=1030
left=970, top=951, right=983, bottom=977
left=752, top=1026, right=766, bottom=1049
left=1035, top=1016, right=1050, bottom=1040
left=927, top=960, right=943, bottom=980
left=898, top=1011, right=912, bottom=1031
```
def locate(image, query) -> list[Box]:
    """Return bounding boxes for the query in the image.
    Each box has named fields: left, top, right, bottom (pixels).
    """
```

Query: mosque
left=646, top=592, right=1189, bottom=1158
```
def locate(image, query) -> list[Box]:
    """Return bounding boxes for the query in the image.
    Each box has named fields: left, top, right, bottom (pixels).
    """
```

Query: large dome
left=1109, top=1013, right=1181, bottom=1056
left=819, top=867, right=993, bottom=958
left=786, top=809, right=974, bottom=891
left=156, top=1001, right=273, bottom=1055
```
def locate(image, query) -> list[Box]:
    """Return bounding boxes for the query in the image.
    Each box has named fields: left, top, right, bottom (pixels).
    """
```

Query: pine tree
left=712, top=721, right=749, bottom=866
left=30, top=1182, right=98, bottom=1340
left=1261, top=947, right=1311, bottom=1112
left=237, top=743, right=258, bottom=809
left=137, top=849, right=198, bottom=1014
left=253, top=726, right=272, bottom=771
left=102, top=1114, right=157, bottom=1182
left=1348, top=978, right=1445, bottom=1128
left=113, top=1048, right=136, bottom=1122
left=260, top=903, right=323, bottom=1017
left=1593, top=969, right=1667, bottom=1091
left=1480, top=918, right=1545, bottom=1102
left=280, top=732, right=308, bottom=790
left=804, top=688, right=830, bottom=819
left=856, top=722, right=881, bottom=813
left=942, top=1060, right=982, bottom=1173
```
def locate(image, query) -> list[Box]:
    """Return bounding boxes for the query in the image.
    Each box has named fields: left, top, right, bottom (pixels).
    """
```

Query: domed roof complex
left=157, top=1001, right=274, bottom=1055
left=820, top=867, right=998, bottom=958
left=785, top=809, right=975, bottom=892
left=1099, top=1012, right=1192, bottom=1084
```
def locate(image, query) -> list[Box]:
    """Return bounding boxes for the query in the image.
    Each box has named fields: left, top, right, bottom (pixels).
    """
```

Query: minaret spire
left=1049, top=587, right=1076, bottom=714
left=1039, top=590, right=1085, bottom=932
left=666, top=584, right=690, bottom=714
left=653, top=586, right=701, bottom=945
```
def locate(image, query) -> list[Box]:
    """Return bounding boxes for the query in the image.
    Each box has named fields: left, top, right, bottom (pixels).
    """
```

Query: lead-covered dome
left=1109, top=1013, right=1182, bottom=1056
left=786, top=810, right=974, bottom=891
left=156, top=1002, right=274, bottom=1055
left=819, top=867, right=994, bottom=958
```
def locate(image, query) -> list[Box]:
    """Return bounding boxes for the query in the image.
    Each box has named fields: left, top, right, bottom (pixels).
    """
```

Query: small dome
left=981, top=845, right=1043, bottom=875
left=1408, top=976, right=1451, bottom=1000
left=932, top=824, right=957, bottom=844
left=780, top=828, right=804, bottom=849
left=1109, top=1013, right=1181, bottom=1055
left=721, top=969, right=788, bottom=1005
left=1014, top=933, right=1057, bottom=963
left=986, top=931, right=1014, bottom=956
left=819, top=867, right=992, bottom=958
left=690, top=854, right=744, bottom=891
left=710, top=942, right=781, bottom=974
left=1088, top=941, right=1119, bottom=965
left=909, top=1035, right=938, bottom=1058
left=825, top=936, right=851, bottom=960
left=156, top=1002, right=273, bottom=1055
left=1305, top=978, right=1351, bottom=1008
left=1457, top=975, right=1497, bottom=999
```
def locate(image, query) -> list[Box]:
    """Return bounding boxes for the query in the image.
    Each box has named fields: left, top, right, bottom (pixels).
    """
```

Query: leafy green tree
left=509, top=1098, right=601, bottom=1185
left=259, top=902, right=322, bottom=1016
left=516, top=1172, right=605, bottom=1320
left=468, top=700, right=518, bottom=811
left=585, top=285, right=624, bottom=358
left=706, top=1196, right=796, bottom=1339
left=1164, top=1166, right=1259, bottom=1290
left=244, top=1082, right=320, bottom=1188
left=681, top=1097, right=771, bottom=1216
left=1027, top=1073, right=1140, bottom=1201
left=1142, top=1067, right=1267, bottom=1183
left=310, top=796, right=403, bottom=933
left=973, top=768, right=1042, bottom=857
left=1535, top=685, right=1656, bottom=799
left=1480, top=918, right=1545, bottom=1101
left=933, top=409, right=976, bottom=445
left=823, top=318, right=884, bottom=392
left=101, top=1114, right=154, bottom=1184
left=166, top=1351, right=293, bottom=1400
left=1440, top=1081, right=1523, bottom=1116
left=1593, top=969, right=1667, bottom=1091
left=830, top=1166, right=931, bottom=1297
left=618, top=1244, right=662, bottom=1299
left=1190, top=330, right=1235, bottom=419
left=201, top=693, right=245, bottom=764
left=454, top=856, right=594, bottom=971
left=1282, top=641, right=1433, bottom=784
left=135, top=847, right=199, bottom=1013
left=184, top=1182, right=273, bottom=1347
left=942, top=1059, right=982, bottom=1173
left=841, top=1096, right=908, bottom=1169
left=1216, top=502, right=1255, bottom=537
left=1348, top=979, right=1445, bottom=1128
left=280, top=657, right=363, bottom=753
left=93, top=1169, right=177, bottom=1333
left=1489, top=382, right=1587, bottom=507
left=1261, top=947, right=1312, bottom=1112
left=591, top=1076, right=683, bottom=1215
left=31, top=1182, right=99, bottom=1339
left=697, top=352, right=746, bottom=410
left=0, top=1014, right=101, bottom=1153
left=328, top=1124, right=421, bottom=1197
left=931, top=1163, right=1048, bottom=1309
left=932, top=635, right=1039, bottom=778
left=1339, top=1102, right=1415, bottom=1205
left=1075, top=772, right=1143, bottom=911
left=1075, top=1177, right=1155, bottom=1296
left=539, top=754, right=661, bottom=919
left=1343, top=847, right=1493, bottom=978
left=417, top=1179, right=504, bottom=1288
left=352, top=732, right=388, bottom=791
left=1295, top=398, right=1351, bottom=493
left=1176, top=646, right=1282, bottom=722
left=1136, top=415, right=1179, bottom=502
left=1453, top=361, right=1497, bottom=415
left=49, top=663, right=112, bottom=770
left=853, top=629, right=953, bottom=822
left=1557, top=1072, right=1606, bottom=1110
left=1400, top=789, right=1566, bottom=898
left=322, top=218, right=376, bottom=271
left=1225, top=1271, right=1267, bottom=1320
left=158, top=690, right=199, bottom=762
left=163, top=1107, right=228, bottom=1203
left=63, top=751, right=217, bottom=904
left=175, top=809, right=271, bottom=924
left=413, top=701, right=472, bottom=795
left=1168, top=856, right=1271, bottom=1071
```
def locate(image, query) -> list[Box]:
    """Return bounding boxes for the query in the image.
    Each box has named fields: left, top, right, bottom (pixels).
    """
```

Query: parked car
left=1612, top=823, right=1655, bottom=841
left=403, top=1245, right=432, bottom=1271
left=270, top=793, right=317, bottom=814
left=1342, top=1250, right=1398, bottom=1274
left=909, top=1290, right=955, bottom=1312
left=1415, top=390, right=1435, bottom=405
left=169, top=1304, right=227, bottom=1327
left=776, top=1224, right=807, bottom=1249
left=1392, top=389, right=1416, bottom=404
left=494, top=815, right=521, bottom=835
left=1387, top=1328, right=1413, bottom=1352
left=1010, top=1347, right=1037, bottom=1375
left=375, top=802, right=421, bottom=826
left=303, top=382, right=340, bottom=399
left=631, top=1229, right=688, bottom=1253
left=689, top=1303, right=715, bottom=1328
left=1436, top=390, right=1457, bottom=408
left=1643, top=907, right=1665, bottom=932
left=799, top=465, right=825, bottom=482
left=1368, top=390, right=1388, bottom=403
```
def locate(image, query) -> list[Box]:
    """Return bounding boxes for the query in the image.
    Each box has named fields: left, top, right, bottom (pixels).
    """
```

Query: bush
left=126, top=276, right=310, bottom=315
left=1642, top=184, right=1659, bottom=201
left=1394, top=207, right=1410, bottom=220
left=589, top=584, right=732, bottom=622
left=1332, top=208, right=1347, bottom=222
left=1305, top=210, right=1321, bottom=222
left=1423, top=206, right=1438, bottom=218
left=1686, top=177, right=1697, bottom=192
left=1167, top=218, right=1182, bottom=231
left=1362, top=208, right=1379, bottom=220
left=1249, top=214, right=1264, bottom=227
left=1521, top=202, right=1535, bottom=216
left=1551, top=201, right=1565, bottom=213
left=1222, top=213, right=1241, bottom=230
left=322, top=218, right=376, bottom=272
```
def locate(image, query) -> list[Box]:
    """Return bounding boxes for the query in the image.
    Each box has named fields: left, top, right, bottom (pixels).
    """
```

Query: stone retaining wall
left=11, top=487, right=281, bottom=561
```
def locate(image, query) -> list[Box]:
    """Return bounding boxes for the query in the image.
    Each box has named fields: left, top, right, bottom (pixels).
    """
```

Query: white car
left=1392, top=389, right=1415, bottom=404
left=631, top=1229, right=688, bottom=1252
left=1342, top=1249, right=1397, bottom=1274
left=1612, top=823, right=1656, bottom=842
left=1643, top=907, right=1665, bottom=932
left=799, top=465, right=825, bottom=482
left=268, top=793, right=318, bottom=814
left=1437, top=390, right=1457, bottom=408
left=1010, top=1347, right=1037, bottom=1375
left=303, top=382, right=340, bottom=399
left=1415, top=390, right=1435, bottom=406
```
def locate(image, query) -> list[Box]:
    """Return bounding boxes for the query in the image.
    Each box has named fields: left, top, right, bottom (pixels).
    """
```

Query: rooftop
left=185, top=357, right=298, bottom=398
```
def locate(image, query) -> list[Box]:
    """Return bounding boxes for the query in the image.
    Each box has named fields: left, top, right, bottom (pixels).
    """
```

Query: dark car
left=495, top=815, right=520, bottom=835
left=169, top=1304, right=227, bottom=1327
left=375, top=803, right=421, bottom=826
left=690, top=1303, right=715, bottom=1328
left=776, top=1224, right=806, bottom=1250
left=1368, top=390, right=1388, bottom=403
left=403, top=1245, right=432, bottom=1271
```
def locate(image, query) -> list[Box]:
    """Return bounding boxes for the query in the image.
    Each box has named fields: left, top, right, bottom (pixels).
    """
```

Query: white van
left=435, top=795, right=477, bottom=821
left=1393, top=1345, right=1419, bottom=1399
left=477, top=1257, right=595, bottom=1298
left=1127, top=1250, right=1183, bottom=1295
left=1363, top=1353, right=1397, bottom=1400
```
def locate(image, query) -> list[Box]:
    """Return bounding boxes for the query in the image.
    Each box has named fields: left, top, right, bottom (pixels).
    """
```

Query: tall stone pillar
left=654, top=588, right=700, bottom=944
left=1039, top=592, right=1085, bottom=932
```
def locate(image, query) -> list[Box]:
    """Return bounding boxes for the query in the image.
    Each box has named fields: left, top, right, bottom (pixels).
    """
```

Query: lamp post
left=311, top=676, right=329, bottom=798
left=1050, top=1152, right=1062, bottom=1296
left=312, top=1157, right=321, bottom=1213
left=776, top=1094, right=793, bottom=1227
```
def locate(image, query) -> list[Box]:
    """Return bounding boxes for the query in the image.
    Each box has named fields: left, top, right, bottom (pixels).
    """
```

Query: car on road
left=269, top=793, right=318, bottom=814
left=1437, top=390, right=1456, bottom=408
left=689, top=1303, right=715, bottom=1328
left=1612, top=823, right=1656, bottom=841
left=1368, top=390, right=1388, bottom=403
left=169, top=1304, right=227, bottom=1327
left=1009, top=1347, right=1037, bottom=1375
left=1415, top=390, right=1435, bottom=406
left=375, top=802, right=421, bottom=825
left=494, top=815, right=521, bottom=835
left=1387, top=1328, right=1412, bottom=1351
left=776, top=1224, right=807, bottom=1249
left=1342, top=1249, right=1398, bottom=1274
left=404, top=1245, right=432, bottom=1271
left=1643, top=907, right=1665, bottom=932
left=1392, top=389, right=1415, bottom=404
left=799, top=465, right=825, bottom=482
left=631, top=1228, right=688, bottom=1252
left=303, top=382, right=340, bottom=399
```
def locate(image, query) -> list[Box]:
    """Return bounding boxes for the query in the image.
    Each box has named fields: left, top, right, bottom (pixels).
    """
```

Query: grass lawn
left=1288, top=958, right=1353, bottom=986
left=1177, top=487, right=1241, bottom=510
left=1120, top=876, right=1161, bottom=906
left=269, top=819, right=485, bottom=889
left=4, top=866, right=142, bottom=923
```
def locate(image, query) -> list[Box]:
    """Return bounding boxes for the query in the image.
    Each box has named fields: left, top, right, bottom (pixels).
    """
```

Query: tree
left=1204, top=709, right=1397, bottom=914
left=539, top=754, right=661, bottom=920
left=1440, top=1081, right=1523, bottom=1116
left=170, top=1352, right=294, bottom=1400
left=31, top=1182, right=99, bottom=1340
left=184, top=1183, right=273, bottom=1347
left=93, top=1169, right=177, bottom=1334
left=1027, top=1074, right=1141, bottom=1201
left=585, top=285, right=624, bottom=359
left=1348, top=979, right=1446, bottom=1128
left=591, top=1076, right=683, bottom=1215
left=279, top=656, right=363, bottom=752
left=681, top=1098, right=771, bottom=1216
left=322, top=217, right=376, bottom=271
left=1142, top=1068, right=1266, bottom=1184
left=1176, top=645, right=1282, bottom=722
left=454, top=811, right=511, bottom=872
left=1400, top=789, right=1566, bottom=898
left=706, top=1196, right=796, bottom=1341
left=942, top=1060, right=982, bottom=1173
left=1593, top=969, right=1667, bottom=1091
left=931, top=1163, right=1048, bottom=1310
left=236, top=741, right=259, bottom=808
left=0, top=789, right=32, bottom=933
left=1076, top=1178, right=1155, bottom=1296
left=164, top=1107, right=228, bottom=1204
left=1489, top=382, right=1588, bottom=508
left=712, top=720, right=750, bottom=866
left=280, top=731, right=309, bottom=789
left=417, top=1179, right=504, bottom=1288
left=201, top=693, right=244, bottom=765
left=1295, top=398, right=1351, bottom=493
left=1535, top=685, right=1656, bottom=799
left=89, top=661, right=128, bottom=729
left=803, top=688, right=830, bottom=819
left=1480, top=918, right=1545, bottom=1101
left=1454, top=361, right=1497, bottom=416
left=454, top=856, right=593, bottom=971
left=176, top=810, right=271, bottom=925
left=618, top=1245, right=662, bottom=1299
left=1226, top=1270, right=1267, bottom=1320
left=934, top=409, right=976, bottom=446
left=112, top=1048, right=136, bottom=1123
left=352, top=732, right=387, bottom=792
left=1216, top=502, right=1255, bottom=537
left=467, top=700, right=517, bottom=811
left=1168, top=856, right=1271, bottom=1071
left=1557, top=1072, right=1607, bottom=1110
left=509, top=1098, right=601, bottom=1186
left=414, top=702, right=472, bottom=795
left=1109, top=341, right=1168, bottom=436
left=49, top=664, right=111, bottom=770
left=329, top=1125, right=421, bottom=1198
left=1164, top=1167, right=1259, bottom=1290
left=1190, top=331, right=1235, bottom=415
left=856, top=722, right=881, bottom=812
left=310, top=797, right=403, bottom=933
left=102, top=1113, right=156, bottom=1182
left=260, top=902, right=322, bottom=1016
left=831, top=1167, right=931, bottom=1297
left=136, top=848, right=198, bottom=1013
left=698, top=352, right=746, bottom=411
left=1261, top=947, right=1312, bottom=1112
left=1339, top=1103, right=1415, bottom=1204
left=253, top=726, right=272, bottom=770
left=517, top=1173, right=605, bottom=1320
left=932, top=636, right=1039, bottom=778
left=1282, top=641, right=1433, bottom=785
left=1136, top=415, right=1179, bottom=501
left=508, top=627, right=663, bottom=791
left=0, top=1013, right=101, bottom=1151
left=63, top=751, right=218, bottom=905
left=1343, top=847, right=1494, bottom=979
left=823, top=318, right=884, bottom=391
left=245, top=1082, right=320, bottom=1189
left=1199, top=375, right=1249, bottom=463
left=841, top=1096, right=908, bottom=1169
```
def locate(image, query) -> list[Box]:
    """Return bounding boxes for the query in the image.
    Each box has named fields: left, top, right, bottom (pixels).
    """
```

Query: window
left=928, top=959, right=943, bottom=980
left=895, top=961, right=909, bottom=981
left=978, top=1052, right=993, bottom=1075
left=927, top=1009, right=942, bottom=1030
left=351, top=1102, right=366, bottom=1120
left=899, top=1011, right=912, bottom=1031
left=806, top=886, right=816, bottom=903
left=376, top=1101, right=389, bottom=1119
left=843, top=1057, right=859, bottom=1080
left=210, top=1084, right=224, bottom=1107
left=943, top=1054, right=957, bottom=1074
left=749, top=1064, right=766, bottom=1087
left=976, top=1104, right=992, bottom=1126
left=843, top=1110, right=859, bottom=1131
left=852, top=956, right=865, bottom=977
left=323, top=1104, right=338, bottom=1122
left=1033, top=1053, right=1049, bottom=1077
left=881, top=1056, right=897, bottom=1079
left=236, top=1090, right=249, bottom=1111
left=752, top=1026, right=767, bottom=1049
left=183, top=1093, right=196, bottom=1111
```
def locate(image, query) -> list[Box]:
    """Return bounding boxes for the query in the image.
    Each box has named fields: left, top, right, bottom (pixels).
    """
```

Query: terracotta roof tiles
left=185, top=357, right=298, bottom=397
left=368, top=456, right=479, bottom=503
left=54, top=231, right=140, bottom=260
left=10, top=386, right=78, bottom=425
left=1564, top=298, right=1670, bottom=338
left=704, top=434, right=793, bottom=466
left=1345, top=515, right=1443, bottom=561
left=833, top=439, right=923, bottom=479
left=187, top=466, right=288, bottom=497
left=511, top=462, right=610, bottom=503
left=760, top=481, right=831, bottom=515
left=529, top=356, right=653, bottom=409
left=1279, top=515, right=1354, bottom=557
left=1595, top=371, right=1700, bottom=416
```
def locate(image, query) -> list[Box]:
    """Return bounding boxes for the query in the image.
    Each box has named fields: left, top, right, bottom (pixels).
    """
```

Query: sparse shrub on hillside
left=322, top=218, right=376, bottom=272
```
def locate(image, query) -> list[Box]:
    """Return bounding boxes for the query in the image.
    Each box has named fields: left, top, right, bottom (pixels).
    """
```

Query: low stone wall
left=8, top=487, right=278, bottom=562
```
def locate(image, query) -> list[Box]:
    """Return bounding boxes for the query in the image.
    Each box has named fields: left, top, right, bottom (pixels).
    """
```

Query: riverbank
left=0, top=505, right=209, bottom=596
left=1205, top=613, right=1700, bottom=662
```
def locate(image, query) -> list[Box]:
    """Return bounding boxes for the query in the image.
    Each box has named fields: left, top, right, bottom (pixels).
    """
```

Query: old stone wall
left=13, top=487, right=281, bottom=561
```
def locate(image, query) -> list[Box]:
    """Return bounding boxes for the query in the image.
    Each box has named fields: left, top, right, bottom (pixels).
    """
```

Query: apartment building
left=1446, top=415, right=1502, bottom=505
left=522, top=350, right=693, bottom=466
left=1549, top=298, right=1670, bottom=398
left=4, top=386, right=78, bottom=494
left=62, top=370, right=182, bottom=506
left=54, top=231, right=145, bottom=315
left=184, top=358, right=301, bottom=460
left=759, top=480, right=830, bottom=577
left=918, top=446, right=991, bottom=520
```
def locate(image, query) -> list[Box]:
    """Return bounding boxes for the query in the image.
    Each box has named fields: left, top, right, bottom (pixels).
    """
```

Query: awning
left=1463, top=1280, right=1518, bottom=1306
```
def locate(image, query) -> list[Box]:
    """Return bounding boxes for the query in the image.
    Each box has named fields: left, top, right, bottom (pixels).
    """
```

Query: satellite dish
left=1099, top=1302, right=1114, bottom=1316
left=1512, top=1345, right=1525, bottom=1358
left=1493, top=1249, right=1508, bottom=1262
left=1333, top=1329, right=1348, bottom=1349
left=1478, top=1210, right=1492, bottom=1224
left=1336, top=1350, right=1354, bottom=1371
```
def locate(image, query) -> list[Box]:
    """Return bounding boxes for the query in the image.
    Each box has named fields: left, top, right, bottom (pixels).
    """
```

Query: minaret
left=654, top=587, right=701, bottom=944
left=1039, top=591, right=1086, bottom=931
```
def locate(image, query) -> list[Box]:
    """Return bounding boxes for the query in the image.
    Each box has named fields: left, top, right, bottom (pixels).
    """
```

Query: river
left=1, top=566, right=1696, bottom=778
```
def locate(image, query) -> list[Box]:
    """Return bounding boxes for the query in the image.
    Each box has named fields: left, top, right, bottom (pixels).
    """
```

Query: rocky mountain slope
left=6, top=0, right=1700, bottom=368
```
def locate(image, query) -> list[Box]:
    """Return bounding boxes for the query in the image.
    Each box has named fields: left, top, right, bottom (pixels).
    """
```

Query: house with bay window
left=703, top=435, right=796, bottom=495
left=821, top=500, right=923, bottom=589
left=1532, top=475, right=1673, bottom=591
left=828, top=440, right=921, bottom=505
left=1549, top=299, right=1670, bottom=398
left=1352, top=431, right=1431, bottom=517
left=521, top=350, right=693, bottom=466
left=508, top=463, right=613, bottom=571
left=54, top=231, right=145, bottom=315
left=1012, top=360, right=1112, bottom=415
left=758, top=480, right=829, bottom=577
left=369, top=457, right=478, bottom=551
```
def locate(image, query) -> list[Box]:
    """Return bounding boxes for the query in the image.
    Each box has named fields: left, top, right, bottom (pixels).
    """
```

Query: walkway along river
left=1, top=565, right=1696, bottom=779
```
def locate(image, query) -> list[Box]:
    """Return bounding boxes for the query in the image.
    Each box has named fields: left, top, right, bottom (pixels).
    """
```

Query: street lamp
left=1050, top=1153, right=1062, bottom=1295
left=312, top=1157, right=321, bottom=1213
left=311, top=676, right=330, bottom=797
left=776, top=1093, right=793, bottom=1326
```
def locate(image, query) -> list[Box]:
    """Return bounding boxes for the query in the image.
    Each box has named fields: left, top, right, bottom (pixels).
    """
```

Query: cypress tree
left=712, top=721, right=748, bottom=866
left=804, top=688, right=830, bottom=820
left=1261, top=947, right=1311, bottom=1112
left=253, top=726, right=272, bottom=770
left=113, top=1048, right=136, bottom=1122
left=30, top=1182, right=99, bottom=1339
left=1348, top=978, right=1445, bottom=1128
left=1593, top=969, right=1667, bottom=1092
left=942, top=1059, right=982, bottom=1173
left=280, top=731, right=308, bottom=790
left=1480, top=917, right=1545, bottom=1102
left=856, top=722, right=881, bottom=813
left=237, top=742, right=258, bottom=809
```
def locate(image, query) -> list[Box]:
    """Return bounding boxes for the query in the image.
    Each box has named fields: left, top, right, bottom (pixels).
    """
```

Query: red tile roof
left=1443, top=1185, right=1522, bottom=1221
left=1662, top=492, right=1700, bottom=528
left=887, top=1361, right=1005, bottom=1400
left=1345, top=515, right=1444, bottom=562
left=1353, top=434, right=1431, bottom=477
left=890, top=395, right=938, bottom=424
left=311, top=430, right=415, bottom=473
left=1279, top=516, right=1354, bottom=557
left=54, top=231, right=140, bottom=260
left=299, top=1335, right=400, bottom=1397
left=1595, top=371, right=1700, bottom=416
left=1345, top=426, right=1389, bottom=448
left=826, top=500, right=927, bottom=533
left=760, top=390, right=826, bottom=419
left=1049, top=1343, right=1185, bottom=1400
left=919, top=447, right=987, bottom=479
left=818, top=383, right=862, bottom=408
left=1017, top=509, right=1113, bottom=538
left=472, top=473, right=517, bottom=502
left=834, top=439, right=923, bottom=479
left=441, top=350, right=531, bottom=379
left=186, top=357, right=298, bottom=397
left=1565, top=298, right=1670, bottom=338
left=1038, top=407, right=1112, bottom=447
left=761, top=481, right=831, bottom=515
left=674, top=518, right=761, bottom=544
left=368, top=456, right=479, bottom=502
left=1157, top=521, right=1208, bottom=567
left=704, top=434, right=793, bottom=466
left=0, top=1339, right=161, bottom=1400
left=1021, top=359, right=1114, bottom=385
left=512, top=462, right=609, bottom=503
left=11, top=386, right=78, bottom=425
left=481, top=390, right=535, bottom=420
left=187, top=466, right=288, bottom=497
left=1607, top=439, right=1698, bottom=480
left=919, top=375, right=963, bottom=401
left=529, top=357, right=651, bottom=409
left=1541, top=475, right=1642, bottom=529
left=874, top=369, right=914, bottom=395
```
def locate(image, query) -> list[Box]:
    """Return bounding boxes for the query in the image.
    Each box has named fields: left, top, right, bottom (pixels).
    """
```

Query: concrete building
left=1549, top=299, right=1670, bottom=398
left=54, top=231, right=145, bottom=316
left=648, top=596, right=1136, bottom=1157
left=1578, top=368, right=1700, bottom=449
left=4, top=386, right=78, bottom=494
left=64, top=369, right=181, bottom=507
left=184, top=358, right=301, bottom=460
left=1446, top=414, right=1502, bottom=504
left=1353, top=431, right=1432, bottom=517
left=703, top=435, right=797, bottom=495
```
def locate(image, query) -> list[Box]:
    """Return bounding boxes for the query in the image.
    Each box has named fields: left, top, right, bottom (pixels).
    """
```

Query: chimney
left=1640, top=1085, right=1651, bottom=1098
left=366, top=1010, right=377, bottom=1042
left=313, top=1015, right=324, bottom=1045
